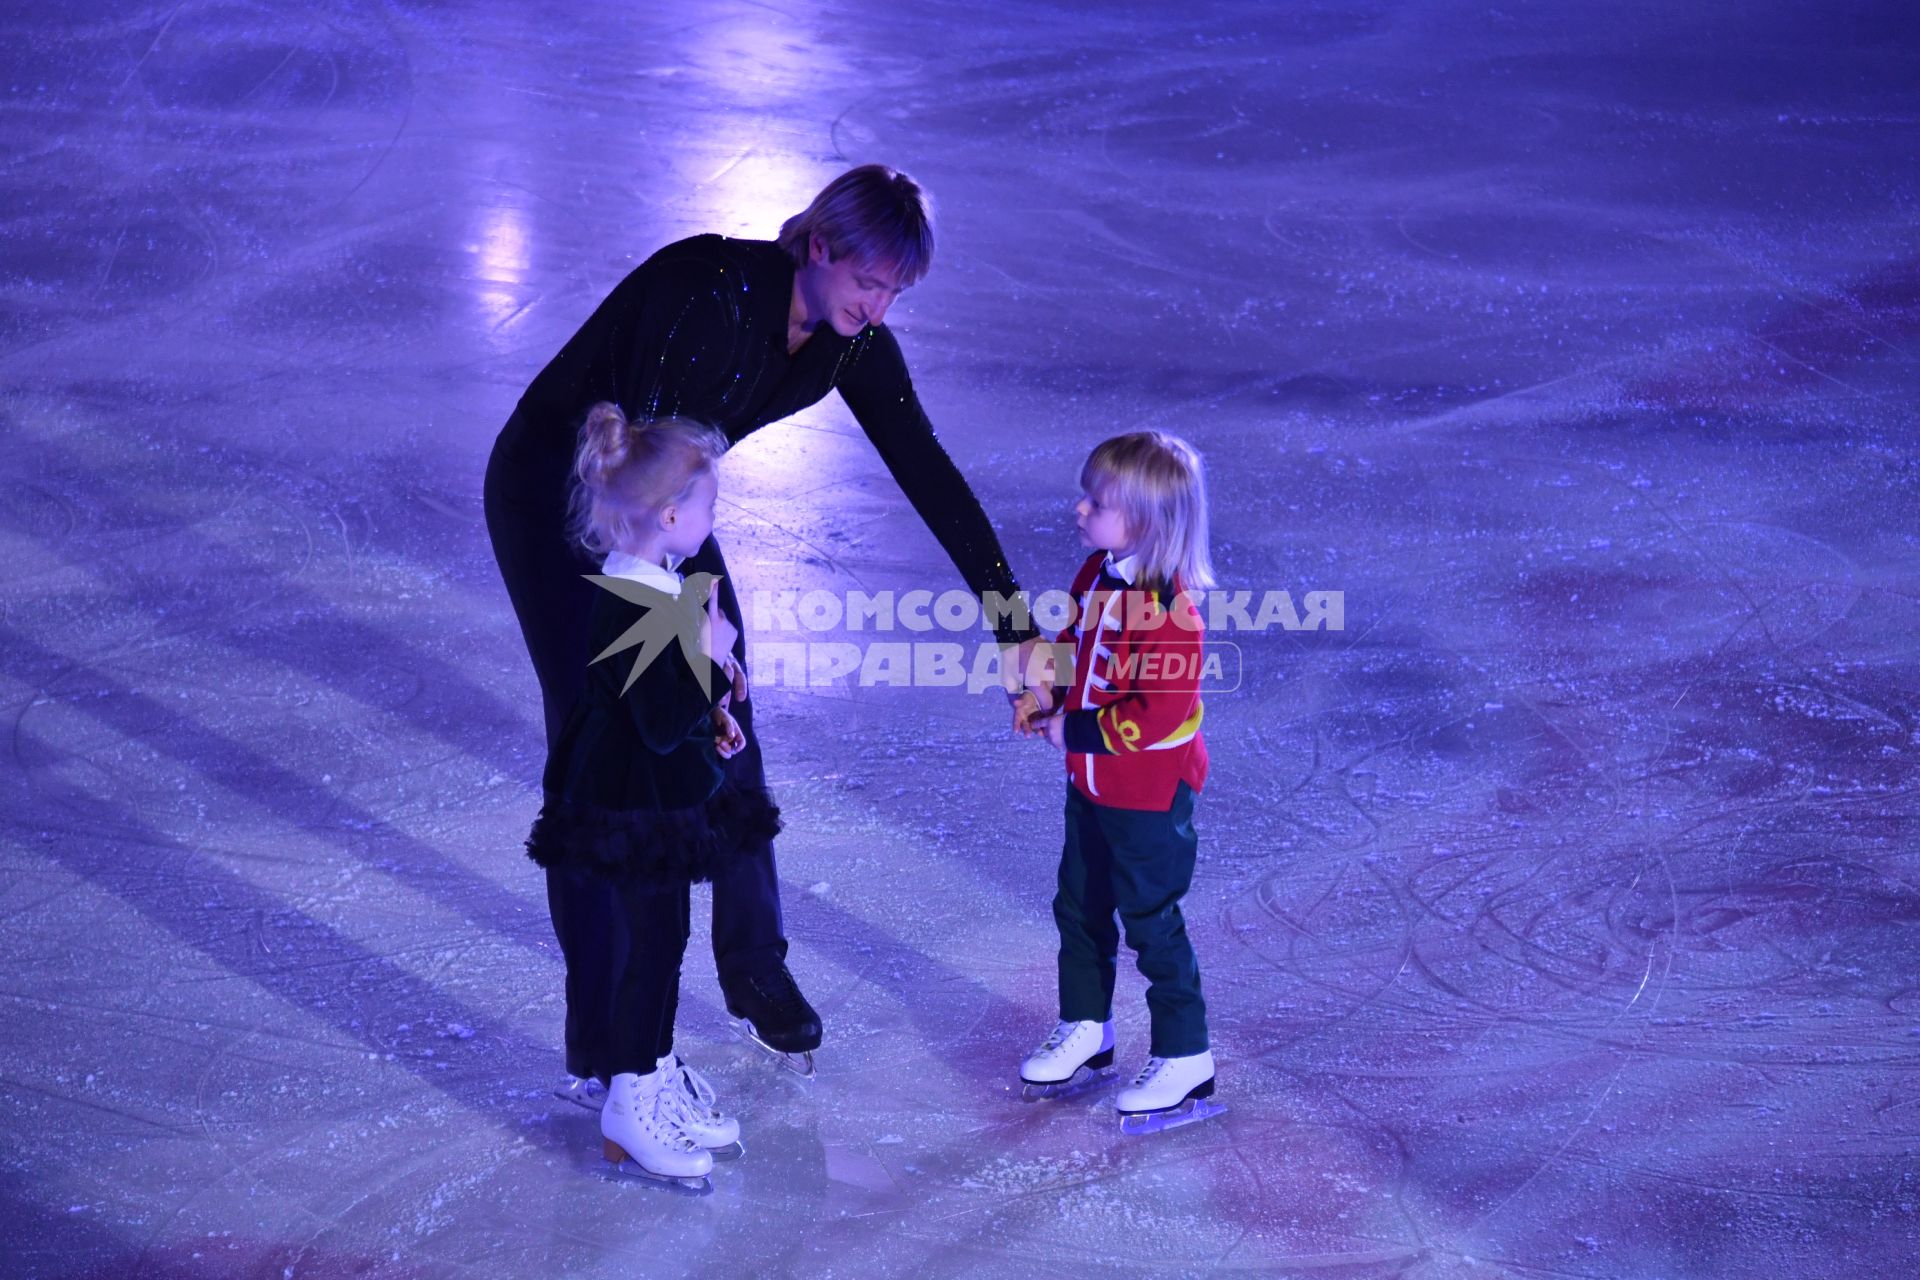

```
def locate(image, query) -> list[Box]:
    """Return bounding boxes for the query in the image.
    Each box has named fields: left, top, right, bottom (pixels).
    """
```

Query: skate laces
left=673, top=1059, right=723, bottom=1119
left=1038, top=1020, right=1081, bottom=1055
left=754, top=966, right=809, bottom=1019
left=649, top=1080, right=705, bottom=1151
left=614, top=1071, right=700, bottom=1152
left=1129, top=1056, right=1168, bottom=1087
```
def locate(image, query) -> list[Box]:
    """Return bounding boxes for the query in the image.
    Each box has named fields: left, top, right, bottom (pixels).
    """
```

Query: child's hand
left=721, top=653, right=748, bottom=705
left=712, top=704, right=747, bottom=759
left=1039, top=708, right=1067, bottom=752
left=1004, top=637, right=1059, bottom=702
left=700, top=578, right=739, bottom=664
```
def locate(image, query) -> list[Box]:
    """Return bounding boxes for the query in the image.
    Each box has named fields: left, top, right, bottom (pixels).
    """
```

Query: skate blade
left=604, top=1157, right=712, bottom=1194
left=730, top=1019, right=818, bottom=1080
left=1020, top=1064, right=1118, bottom=1103
left=553, top=1077, right=606, bottom=1112
left=707, top=1139, right=746, bottom=1162
left=1118, top=1097, right=1228, bottom=1136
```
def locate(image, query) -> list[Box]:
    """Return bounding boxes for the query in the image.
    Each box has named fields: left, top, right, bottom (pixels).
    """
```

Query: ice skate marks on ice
left=731, top=1017, right=816, bottom=1079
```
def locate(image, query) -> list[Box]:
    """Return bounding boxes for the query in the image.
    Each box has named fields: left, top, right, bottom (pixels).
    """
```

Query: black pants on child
left=548, top=865, right=690, bottom=1077
left=1053, top=781, right=1209, bottom=1058
left=485, top=413, right=789, bottom=1079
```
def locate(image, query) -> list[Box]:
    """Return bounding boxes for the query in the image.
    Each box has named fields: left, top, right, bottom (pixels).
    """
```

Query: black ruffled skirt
left=524, top=784, right=782, bottom=884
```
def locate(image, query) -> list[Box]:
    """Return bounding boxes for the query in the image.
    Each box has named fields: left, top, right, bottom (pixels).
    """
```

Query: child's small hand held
left=712, top=704, right=746, bottom=759
left=1011, top=690, right=1040, bottom=737
left=1039, top=709, right=1067, bottom=752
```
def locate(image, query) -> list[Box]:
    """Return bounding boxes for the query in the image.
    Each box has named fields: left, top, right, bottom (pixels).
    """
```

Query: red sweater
left=1052, top=551, right=1209, bottom=811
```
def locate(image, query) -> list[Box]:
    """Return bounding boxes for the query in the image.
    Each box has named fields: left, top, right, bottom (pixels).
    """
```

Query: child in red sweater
left=1014, top=431, right=1223, bottom=1132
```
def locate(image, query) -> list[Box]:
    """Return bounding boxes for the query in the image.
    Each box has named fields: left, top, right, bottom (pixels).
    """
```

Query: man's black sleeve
left=837, top=325, right=1037, bottom=647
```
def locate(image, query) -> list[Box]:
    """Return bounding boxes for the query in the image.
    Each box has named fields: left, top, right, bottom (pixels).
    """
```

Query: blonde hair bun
left=566, top=403, right=727, bottom=557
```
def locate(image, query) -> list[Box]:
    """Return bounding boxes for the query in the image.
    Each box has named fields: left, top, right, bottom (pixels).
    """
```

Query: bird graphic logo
left=582, top=570, right=724, bottom=698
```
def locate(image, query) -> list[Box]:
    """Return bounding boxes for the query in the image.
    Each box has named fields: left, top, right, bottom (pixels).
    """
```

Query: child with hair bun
left=1012, top=431, right=1225, bottom=1135
left=525, top=402, right=779, bottom=1189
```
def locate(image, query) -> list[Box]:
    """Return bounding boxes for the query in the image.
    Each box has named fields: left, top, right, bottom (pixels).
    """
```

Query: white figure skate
left=601, top=1068, right=714, bottom=1192
left=1018, top=1019, right=1118, bottom=1102
left=1114, top=1051, right=1226, bottom=1135
left=659, top=1053, right=743, bottom=1159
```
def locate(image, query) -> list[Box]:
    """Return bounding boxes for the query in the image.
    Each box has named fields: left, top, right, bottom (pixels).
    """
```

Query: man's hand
left=699, top=578, right=739, bottom=664
left=1011, top=684, right=1056, bottom=737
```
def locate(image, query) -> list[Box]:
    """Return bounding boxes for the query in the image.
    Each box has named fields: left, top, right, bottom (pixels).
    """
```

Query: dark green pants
left=1053, top=782, right=1208, bottom=1057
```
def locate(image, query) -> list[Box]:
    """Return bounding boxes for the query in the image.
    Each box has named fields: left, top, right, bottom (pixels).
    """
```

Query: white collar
left=1104, top=552, right=1140, bottom=585
left=601, top=549, right=685, bottom=596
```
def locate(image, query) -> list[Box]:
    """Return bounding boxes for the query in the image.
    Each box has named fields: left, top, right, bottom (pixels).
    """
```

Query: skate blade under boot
left=1021, top=1063, right=1118, bottom=1103
left=602, top=1139, right=713, bottom=1195
left=730, top=1018, right=817, bottom=1080
left=1118, top=1096, right=1228, bottom=1136
left=553, top=1075, right=606, bottom=1112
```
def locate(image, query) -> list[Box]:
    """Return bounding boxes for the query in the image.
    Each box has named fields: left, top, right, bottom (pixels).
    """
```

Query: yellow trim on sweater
left=1143, top=701, right=1205, bottom=751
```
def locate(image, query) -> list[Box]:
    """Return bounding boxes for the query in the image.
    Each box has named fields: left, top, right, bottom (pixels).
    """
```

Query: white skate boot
left=658, top=1053, right=743, bottom=1158
left=553, top=1073, right=606, bottom=1112
left=601, top=1068, right=714, bottom=1191
left=1114, top=1050, right=1226, bottom=1135
left=1018, top=1019, right=1117, bottom=1102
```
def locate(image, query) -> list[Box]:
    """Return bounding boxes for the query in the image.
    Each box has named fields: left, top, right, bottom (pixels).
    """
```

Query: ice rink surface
left=3, top=1, right=1917, bottom=1276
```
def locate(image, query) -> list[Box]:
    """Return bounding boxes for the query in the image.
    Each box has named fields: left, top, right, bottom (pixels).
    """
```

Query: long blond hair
left=1080, top=432, right=1216, bottom=593
left=778, top=164, right=935, bottom=285
left=567, top=403, right=728, bottom=557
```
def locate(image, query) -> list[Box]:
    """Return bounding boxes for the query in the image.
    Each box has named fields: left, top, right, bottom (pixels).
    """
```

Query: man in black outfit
left=485, top=165, right=1036, bottom=1076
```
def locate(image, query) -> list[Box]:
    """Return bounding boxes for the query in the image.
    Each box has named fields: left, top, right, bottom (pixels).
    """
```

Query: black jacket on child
left=525, top=568, right=781, bottom=884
